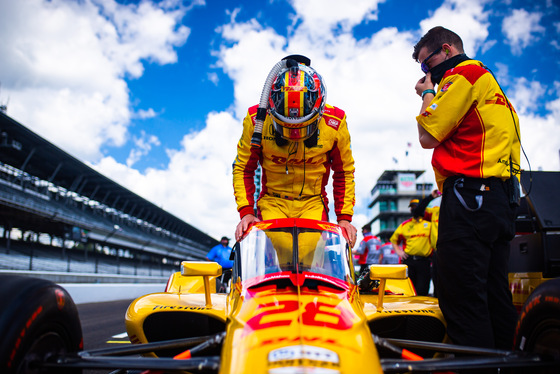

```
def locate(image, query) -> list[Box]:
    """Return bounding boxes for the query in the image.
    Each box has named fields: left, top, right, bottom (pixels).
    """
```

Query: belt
left=444, top=176, right=507, bottom=212
left=269, top=193, right=319, bottom=201
left=407, top=255, right=430, bottom=261
left=443, top=176, right=505, bottom=192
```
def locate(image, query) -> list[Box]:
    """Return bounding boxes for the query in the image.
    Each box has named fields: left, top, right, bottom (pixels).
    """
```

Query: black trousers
left=436, top=176, right=518, bottom=350
left=403, top=256, right=431, bottom=296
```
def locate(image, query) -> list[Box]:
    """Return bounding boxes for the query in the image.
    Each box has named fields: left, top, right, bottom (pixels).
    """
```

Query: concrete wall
left=60, top=283, right=167, bottom=304
left=0, top=269, right=168, bottom=304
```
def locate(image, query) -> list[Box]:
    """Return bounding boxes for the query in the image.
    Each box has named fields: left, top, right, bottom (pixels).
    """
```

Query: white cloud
left=126, top=130, right=161, bottom=167
left=95, top=111, right=240, bottom=240
left=507, top=79, right=560, bottom=172
left=502, top=9, right=545, bottom=55
left=419, top=0, right=491, bottom=57
left=290, top=0, right=385, bottom=34
left=207, top=72, right=219, bottom=85
left=135, top=108, right=158, bottom=119
left=0, top=0, right=193, bottom=161
left=509, top=77, right=547, bottom=115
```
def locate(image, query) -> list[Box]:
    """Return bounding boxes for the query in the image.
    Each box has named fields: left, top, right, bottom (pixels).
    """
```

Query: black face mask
left=429, top=53, right=471, bottom=85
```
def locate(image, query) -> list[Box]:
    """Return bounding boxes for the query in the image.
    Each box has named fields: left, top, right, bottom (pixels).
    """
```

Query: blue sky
left=1, top=0, right=559, bottom=240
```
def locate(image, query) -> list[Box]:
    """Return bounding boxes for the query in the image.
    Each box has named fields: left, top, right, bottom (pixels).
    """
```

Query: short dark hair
left=413, top=26, right=464, bottom=61
left=362, top=224, right=371, bottom=232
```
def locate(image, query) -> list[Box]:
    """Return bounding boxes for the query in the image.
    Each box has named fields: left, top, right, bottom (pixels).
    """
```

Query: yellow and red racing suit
left=416, top=60, right=521, bottom=191
left=424, top=206, right=440, bottom=250
left=390, top=218, right=433, bottom=257
left=233, top=104, right=355, bottom=222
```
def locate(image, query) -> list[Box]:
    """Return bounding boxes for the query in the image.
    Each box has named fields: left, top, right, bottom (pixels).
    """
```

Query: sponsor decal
left=379, top=309, right=436, bottom=314
left=269, top=367, right=340, bottom=374
left=430, top=103, right=438, bottom=110
left=509, top=281, right=530, bottom=295
left=497, top=158, right=521, bottom=175
left=268, top=346, right=341, bottom=371
left=254, top=222, right=274, bottom=230
left=152, top=305, right=209, bottom=311
left=317, top=223, right=339, bottom=233
left=8, top=306, right=43, bottom=368
left=516, top=294, right=541, bottom=337
left=129, top=334, right=141, bottom=344
left=323, top=117, right=340, bottom=130
left=441, top=81, right=453, bottom=92
left=245, top=299, right=354, bottom=332
left=55, top=288, right=66, bottom=310
left=268, top=345, right=339, bottom=364
left=252, top=335, right=360, bottom=354
left=283, top=85, right=306, bottom=92
left=398, top=173, right=416, bottom=192
left=485, top=93, right=516, bottom=111
left=271, top=155, right=322, bottom=165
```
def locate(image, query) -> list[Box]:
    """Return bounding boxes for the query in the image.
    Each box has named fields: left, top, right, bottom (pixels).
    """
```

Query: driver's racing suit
left=233, top=103, right=355, bottom=223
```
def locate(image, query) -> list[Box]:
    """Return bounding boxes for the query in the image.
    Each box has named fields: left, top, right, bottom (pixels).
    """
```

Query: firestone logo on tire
left=55, top=289, right=66, bottom=310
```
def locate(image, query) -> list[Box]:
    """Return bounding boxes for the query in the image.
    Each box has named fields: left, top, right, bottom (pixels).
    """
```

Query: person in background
left=413, top=189, right=441, bottom=296
left=412, top=26, right=520, bottom=349
left=206, top=236, right=233, bottom=290
left=390, top=199, right=433, bottom=296
left=353, top=224, right=383, bottom=274
left=380, top=241, right=400, bottom=264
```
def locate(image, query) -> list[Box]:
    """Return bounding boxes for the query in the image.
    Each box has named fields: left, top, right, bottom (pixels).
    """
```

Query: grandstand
left=0, top=111, right=218, bottom=282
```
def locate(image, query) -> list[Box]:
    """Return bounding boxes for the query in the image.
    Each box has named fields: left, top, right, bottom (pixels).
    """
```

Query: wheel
left=0, top=275, right=83, bottom=373
left=514, top=278, right=560, bottom=371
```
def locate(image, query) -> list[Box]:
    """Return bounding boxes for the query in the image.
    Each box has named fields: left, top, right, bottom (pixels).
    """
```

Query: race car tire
left=513, top=278, right=560, bottom=362
left=0, top=275, right=83, bottom=374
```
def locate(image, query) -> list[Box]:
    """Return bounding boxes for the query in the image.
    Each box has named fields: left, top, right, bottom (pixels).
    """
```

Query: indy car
left=1, top=217, right=559, bottom=373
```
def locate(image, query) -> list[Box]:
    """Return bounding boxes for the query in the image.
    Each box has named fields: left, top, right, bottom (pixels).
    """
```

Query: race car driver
left=233, top=55, right=357, bottom=247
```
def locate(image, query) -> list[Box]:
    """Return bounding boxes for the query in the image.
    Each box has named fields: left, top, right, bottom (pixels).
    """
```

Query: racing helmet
left=268, top=63, right=326, bottom=141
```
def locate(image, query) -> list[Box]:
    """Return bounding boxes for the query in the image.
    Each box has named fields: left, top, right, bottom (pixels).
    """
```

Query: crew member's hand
left=235, top=214, right=261, bottom=241
left=338, top=220, right=357, bottom=248
left=395, top=246, right=408, bottom=260
left=432, top=189, right=441, bottom=198
left=415, top=72, right=434, bottom=97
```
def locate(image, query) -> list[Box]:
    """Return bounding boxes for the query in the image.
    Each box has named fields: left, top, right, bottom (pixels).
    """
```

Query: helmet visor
left=275, top=120, right=318, bottom=141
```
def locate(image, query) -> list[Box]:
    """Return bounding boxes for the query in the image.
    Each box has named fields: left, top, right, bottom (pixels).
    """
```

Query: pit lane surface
left=77, top=299, right=135, bottom=374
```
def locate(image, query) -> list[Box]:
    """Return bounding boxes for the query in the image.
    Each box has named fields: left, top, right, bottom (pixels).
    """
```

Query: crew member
left=412, top=26, right=520, bottom=349
left=353, top=224, right=382, bottom=274
left=390, top=199, right=433, bottom=296
left=206, top=236, right=233, bottom=290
